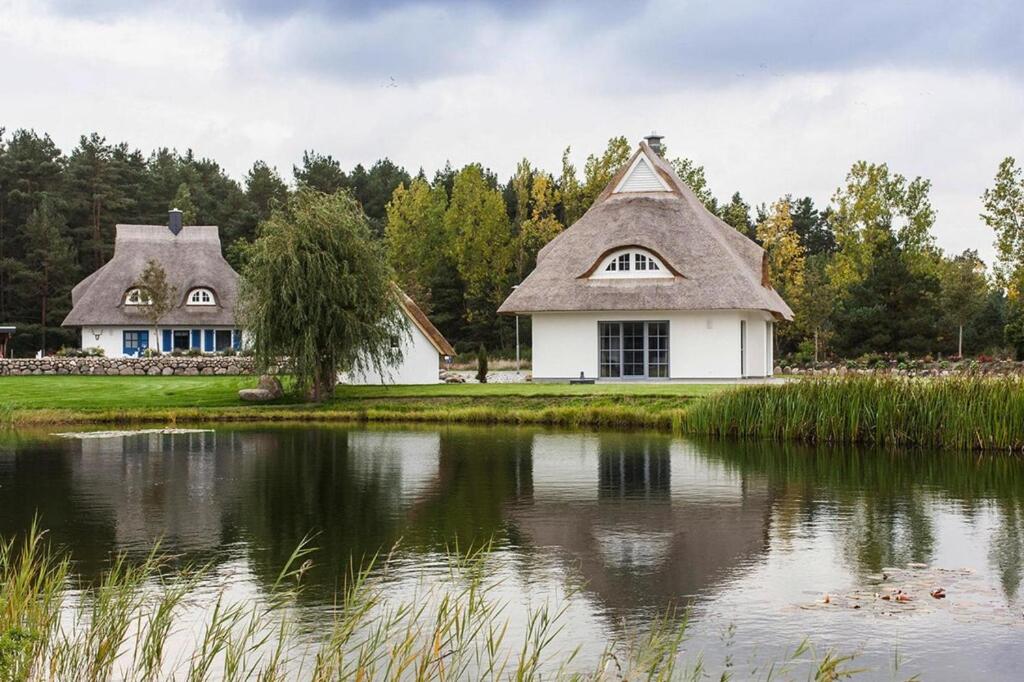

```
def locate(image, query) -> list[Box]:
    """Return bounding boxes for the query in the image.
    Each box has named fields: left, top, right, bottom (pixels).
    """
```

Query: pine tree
left=170, top=182, right=198, bottom=224
left=293, top=150, right=346, bottom=194
left=19, top=197, right=77, bottom=353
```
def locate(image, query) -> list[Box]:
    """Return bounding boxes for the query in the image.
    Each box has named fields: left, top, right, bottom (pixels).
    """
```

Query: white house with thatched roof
left=499, top=136, right=793, bottom=381
left=62, top=210, right=244, bottom=357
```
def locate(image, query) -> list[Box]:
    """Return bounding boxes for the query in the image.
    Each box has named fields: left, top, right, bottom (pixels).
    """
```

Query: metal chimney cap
left=644, top=132, right=665, bottom=155
left=168, top=208, right=183, bottom=236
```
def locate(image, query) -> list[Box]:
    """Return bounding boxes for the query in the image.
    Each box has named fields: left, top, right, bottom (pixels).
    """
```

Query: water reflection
left=1, top=426, right=1023, bottom=611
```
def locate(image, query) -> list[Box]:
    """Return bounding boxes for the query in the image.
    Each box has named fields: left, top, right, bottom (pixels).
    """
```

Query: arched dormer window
left=187, top=288, right=216, bottom=306
left=587, top=248, right=675, bottom=280
left=124, top=288, right=152, bottom=305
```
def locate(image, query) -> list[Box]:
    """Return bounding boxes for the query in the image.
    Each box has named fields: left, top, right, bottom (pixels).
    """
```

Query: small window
left=590, top=248, right=672, bottom=280
left=187, top=288, right=216, bottom=306
left=124, top=288, right=151, bottom=305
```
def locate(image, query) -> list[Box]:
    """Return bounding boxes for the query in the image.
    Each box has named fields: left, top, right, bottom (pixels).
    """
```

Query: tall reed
left=683, top=375, right=1024, bottom=452
left=0, top=528, right=863, bottom=681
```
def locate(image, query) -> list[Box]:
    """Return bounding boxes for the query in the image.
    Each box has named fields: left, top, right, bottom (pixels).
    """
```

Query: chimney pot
left=169, top=209, right=183, bottom=235
left=644, top=132, right=665, bottom=156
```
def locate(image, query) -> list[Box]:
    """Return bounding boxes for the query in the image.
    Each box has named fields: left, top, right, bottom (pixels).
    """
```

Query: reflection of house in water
left=346, top=430, right=441, bottom=511
left=70, top=431, right=265, bottom=553
left=513, top=434, right=773, bottom=615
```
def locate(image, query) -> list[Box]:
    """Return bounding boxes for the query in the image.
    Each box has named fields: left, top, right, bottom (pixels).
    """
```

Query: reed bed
left=684, top=375, right=1024, bottom=452
left=0, top=526, right=860, bottom=681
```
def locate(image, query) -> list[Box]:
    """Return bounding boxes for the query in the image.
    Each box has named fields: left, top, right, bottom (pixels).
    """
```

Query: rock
left=161, top=367, right=174, bottom=376
left=256, top=375, right=284, bottom=398
left=183, top=367, right=199, bottom=376
left=238, top=388, right=276, bottom=402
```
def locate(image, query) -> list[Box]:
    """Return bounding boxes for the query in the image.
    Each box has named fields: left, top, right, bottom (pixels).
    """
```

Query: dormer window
left=187, top=288, right=216, bottom=306
left=124, top=288, right=152, bottom=305
left=591, top=249, right=672, bottom=279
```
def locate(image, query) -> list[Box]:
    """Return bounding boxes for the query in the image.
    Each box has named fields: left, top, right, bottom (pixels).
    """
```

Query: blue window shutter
left=162, top=329, right=172, bottom=352
left=139, top=331, right=149, bottom=349
left=232, top=329, right=241, bottom=350
left=204, top=329, right=214, bottom=352
left=191, top=329, right=201, bottom=349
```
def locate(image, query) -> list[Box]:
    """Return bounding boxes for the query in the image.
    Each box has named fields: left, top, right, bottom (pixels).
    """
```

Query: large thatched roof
left=498, top=141, right=793, bottom=320
left=63, top=224, right=240, bottom=327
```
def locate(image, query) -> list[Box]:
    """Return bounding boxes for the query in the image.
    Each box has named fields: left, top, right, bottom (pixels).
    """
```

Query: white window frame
left=591, top=249, right=672, bottom=280
left=187, top=288, right=216, bottom=306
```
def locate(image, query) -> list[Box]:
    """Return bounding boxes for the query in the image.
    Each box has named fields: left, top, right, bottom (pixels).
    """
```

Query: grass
left=0, top=376, right=727, bottom=427
left=0, top=524, right=863, bottom=681
left=685, top=374, right=1024, bottom=452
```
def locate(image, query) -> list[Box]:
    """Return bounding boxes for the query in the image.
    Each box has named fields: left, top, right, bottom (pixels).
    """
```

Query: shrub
left=142, top=347, right=160, bottom=358
left=476, top=344, right=488, bottom=383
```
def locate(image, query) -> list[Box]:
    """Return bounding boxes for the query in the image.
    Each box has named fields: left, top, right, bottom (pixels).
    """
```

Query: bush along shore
left=684, top=375, right=1024, bottom=452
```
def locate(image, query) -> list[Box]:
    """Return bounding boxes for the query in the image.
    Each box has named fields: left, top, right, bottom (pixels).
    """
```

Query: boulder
left=256, top=375, right=284, bottom=399
left=238, top=388, right=276, bottom=402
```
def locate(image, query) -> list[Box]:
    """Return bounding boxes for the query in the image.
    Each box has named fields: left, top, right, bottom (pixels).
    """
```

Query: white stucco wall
left=79, top=326, right=242, bottom=358
left=530, top=310, right=775, bottom=380
left=346, top=316, right=442, bottom=385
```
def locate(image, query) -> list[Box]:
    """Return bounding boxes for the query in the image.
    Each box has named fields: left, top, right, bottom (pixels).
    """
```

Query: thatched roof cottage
left=62, top=210, right=243, bottom=357
left=64, top=210, right=453, bottom=382
left=499, top=136, right=792, bottom=380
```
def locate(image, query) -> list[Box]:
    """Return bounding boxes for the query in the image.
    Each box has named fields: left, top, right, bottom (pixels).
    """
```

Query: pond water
left=1, top=425, right=1022, bottom=679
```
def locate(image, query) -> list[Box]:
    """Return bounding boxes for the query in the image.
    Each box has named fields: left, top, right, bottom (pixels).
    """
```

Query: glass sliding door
left=599, top=322, right=622, bottom=378
left=622, top=322, right=646, bottom=377
left=647, top=322, right=669, bottom=377
left=598, top=321, right=669, bottom=379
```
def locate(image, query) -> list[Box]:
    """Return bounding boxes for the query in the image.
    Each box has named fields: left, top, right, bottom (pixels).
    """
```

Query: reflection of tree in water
left=0, top=437, right=118, bottom=575
left=989, top=499, right=1024, bottom=600
left=238, top=426, right=536, bottom=600
left=693, top=438, right=1024, bottom=588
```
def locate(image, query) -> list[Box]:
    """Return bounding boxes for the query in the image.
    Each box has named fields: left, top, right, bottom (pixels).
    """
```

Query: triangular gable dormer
left=613, top=151, right=672, bottom=193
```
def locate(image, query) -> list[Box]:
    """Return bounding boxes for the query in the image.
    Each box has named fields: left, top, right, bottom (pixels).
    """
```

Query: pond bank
left=6, top=375, right=1024, bottom=453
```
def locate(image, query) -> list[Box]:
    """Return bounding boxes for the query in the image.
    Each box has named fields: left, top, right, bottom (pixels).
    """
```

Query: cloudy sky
left=2, top=0, right=1022, bottom=262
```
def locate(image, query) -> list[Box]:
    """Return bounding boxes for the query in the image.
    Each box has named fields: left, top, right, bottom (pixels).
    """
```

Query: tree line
left=1, top=127, right=1022, bottom=360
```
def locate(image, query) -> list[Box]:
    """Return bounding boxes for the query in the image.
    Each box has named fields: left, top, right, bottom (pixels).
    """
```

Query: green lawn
left=0, top=375, right=729, bottom=417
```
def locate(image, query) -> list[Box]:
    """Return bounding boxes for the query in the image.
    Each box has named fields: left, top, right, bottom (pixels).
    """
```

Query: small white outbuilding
left=346, top=291, right=454, bottom=385
left=498, top=136, right=793, bottom=381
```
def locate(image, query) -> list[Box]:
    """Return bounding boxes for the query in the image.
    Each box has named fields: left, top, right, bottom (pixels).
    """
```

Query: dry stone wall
left=0, top=356, right=255, bottom=376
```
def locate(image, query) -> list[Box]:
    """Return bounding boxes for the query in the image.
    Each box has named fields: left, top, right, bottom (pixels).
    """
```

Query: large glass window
left=598, top=321, right=669, bottom=379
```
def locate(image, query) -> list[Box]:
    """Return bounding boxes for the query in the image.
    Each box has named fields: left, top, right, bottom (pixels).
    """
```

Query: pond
left=1, top=424, right=1022, bottom=679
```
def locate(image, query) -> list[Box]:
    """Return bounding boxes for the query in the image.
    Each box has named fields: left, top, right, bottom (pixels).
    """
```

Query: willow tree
left=239, top=190, right=405, bottom=401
